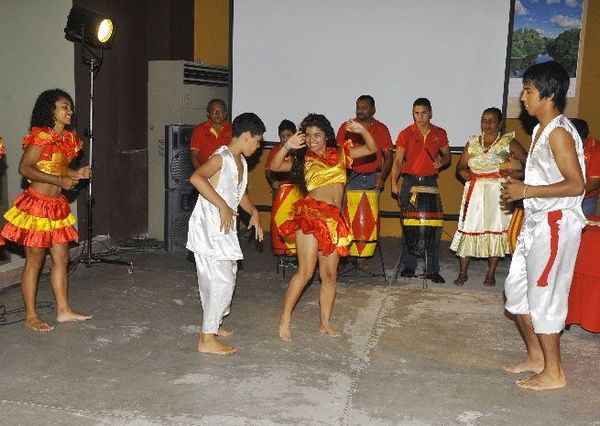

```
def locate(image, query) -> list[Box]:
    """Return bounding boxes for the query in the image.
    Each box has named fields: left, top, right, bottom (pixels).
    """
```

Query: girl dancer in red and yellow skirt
left=270, top=113, right=377, bottom=341
left=1, top=89, right=91, bottom=332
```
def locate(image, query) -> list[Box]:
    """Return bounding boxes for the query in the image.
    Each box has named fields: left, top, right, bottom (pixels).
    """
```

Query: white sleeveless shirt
left=186, top=146, right=248, bottom=260
left=523, top=114, right=586, bottom=227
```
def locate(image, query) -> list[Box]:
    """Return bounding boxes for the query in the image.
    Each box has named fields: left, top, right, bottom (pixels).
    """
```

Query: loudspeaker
left=165, top=125, right=195, bottom=190
left=165, top=187, right=198, bottom=252
left=165, top=124, right=197, bottom=252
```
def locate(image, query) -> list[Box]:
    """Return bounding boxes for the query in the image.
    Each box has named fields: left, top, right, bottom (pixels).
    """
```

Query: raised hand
left=285, top=131, right=306, bottom=150
left=344, top=119, right=367, bottom=134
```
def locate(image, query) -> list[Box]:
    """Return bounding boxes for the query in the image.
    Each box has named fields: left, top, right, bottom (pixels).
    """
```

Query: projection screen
left=231, top=0, right=513, bottom=148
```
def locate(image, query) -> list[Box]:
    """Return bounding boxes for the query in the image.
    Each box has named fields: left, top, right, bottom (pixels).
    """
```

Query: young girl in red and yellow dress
left=269, top=113, right=377, bottom=341
left=1, top=89, right=91, bottom=332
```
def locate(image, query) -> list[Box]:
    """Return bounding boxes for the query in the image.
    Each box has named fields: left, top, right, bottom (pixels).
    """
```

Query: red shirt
left=336, top=118, right=392, bottom=173
left=189, top=121, right=232, bottom=165
left=265, top=142, right=291, bottom=184
left=395, top=123, right=449, bottom=176
left=584, top=136, right=600, bottom=198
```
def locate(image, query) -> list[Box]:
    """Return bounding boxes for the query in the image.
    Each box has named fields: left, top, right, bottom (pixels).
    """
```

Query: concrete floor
left=0, top=237, right=599, bottom=425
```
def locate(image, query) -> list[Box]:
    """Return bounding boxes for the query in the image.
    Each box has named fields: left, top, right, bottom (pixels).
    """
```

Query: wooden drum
left=343, top=189, right=379, bottom=257
left=270, top=184, right=302, bottom=255
left=401, top=185, right=443, bottom=256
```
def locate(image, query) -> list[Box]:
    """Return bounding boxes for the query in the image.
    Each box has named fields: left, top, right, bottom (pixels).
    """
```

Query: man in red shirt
left=572, top=118, right=600, bottom=216
left=336, top=95, right=393, bottom=190
left=189, top=99, right=233, bottom=169
left=390, top=98, right=451, bottom=283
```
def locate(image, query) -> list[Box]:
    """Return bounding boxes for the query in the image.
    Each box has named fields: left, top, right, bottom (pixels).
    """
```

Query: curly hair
left=30, top=89, right=75, bottom=131
left=290, top=113, right=337, bottom=194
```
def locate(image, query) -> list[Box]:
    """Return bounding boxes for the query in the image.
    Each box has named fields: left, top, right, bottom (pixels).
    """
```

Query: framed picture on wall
left=507, top=0, right=586, bottom=118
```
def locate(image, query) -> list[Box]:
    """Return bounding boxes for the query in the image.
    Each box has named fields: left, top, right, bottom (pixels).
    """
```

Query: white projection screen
left=231, top=0, right=513, bottom=148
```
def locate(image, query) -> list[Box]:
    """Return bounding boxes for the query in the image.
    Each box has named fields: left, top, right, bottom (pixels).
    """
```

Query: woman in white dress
left=450, top=107, right=527, bottom=286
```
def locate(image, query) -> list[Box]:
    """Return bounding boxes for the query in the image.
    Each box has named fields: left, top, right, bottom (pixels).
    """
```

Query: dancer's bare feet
left=279, top=318, right=292, bottom=342
left=196, top=334, right=236, bottom=355
left=217, top=327, right=233, bottom=337
left=516, top=371, right=566, bottom=391
left=503, top=358, right=544, bottom=374
left=56, top=311, right=92, bottom=323
left=318, top=323, right=341, bottom=338
left=25, top=316, right=54, bottom=332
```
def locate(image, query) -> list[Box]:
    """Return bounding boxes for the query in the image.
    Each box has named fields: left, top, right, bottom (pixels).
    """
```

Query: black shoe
left=400, top=268, right=416, bottom=277
left=425, top=273, right=446, bottom=284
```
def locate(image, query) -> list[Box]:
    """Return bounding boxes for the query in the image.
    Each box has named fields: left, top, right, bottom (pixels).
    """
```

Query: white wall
left=232, top=0, right=511, bottom=147
left=0, top=0, right=75, bottom=263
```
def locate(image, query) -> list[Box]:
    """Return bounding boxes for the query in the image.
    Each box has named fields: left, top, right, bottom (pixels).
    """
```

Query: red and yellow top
left=304, top=140, right=353, bottom=192
left=23, top=127, right=83, bottom=176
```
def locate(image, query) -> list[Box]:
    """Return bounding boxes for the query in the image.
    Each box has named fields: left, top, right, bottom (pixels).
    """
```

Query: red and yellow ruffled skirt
left=279, top=197, right=352, bottom=256
left=0, top=187, right=78, bottom=248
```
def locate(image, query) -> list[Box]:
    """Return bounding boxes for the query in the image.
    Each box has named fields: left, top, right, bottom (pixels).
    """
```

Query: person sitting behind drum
left=265, top=119, right=297, bottom=196
left=269, top=113, right=377, bottom=342
left=450, top=107, right=527, bottom=287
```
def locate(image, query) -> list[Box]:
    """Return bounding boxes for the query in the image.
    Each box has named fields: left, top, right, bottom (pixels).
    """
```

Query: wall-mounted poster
left=507, top=0, right=585, bottom=117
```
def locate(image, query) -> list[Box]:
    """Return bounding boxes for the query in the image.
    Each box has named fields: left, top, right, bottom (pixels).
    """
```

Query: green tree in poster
left=510, top=28, right=546, bottom=76
left=547, top=29, right=580, bottom=76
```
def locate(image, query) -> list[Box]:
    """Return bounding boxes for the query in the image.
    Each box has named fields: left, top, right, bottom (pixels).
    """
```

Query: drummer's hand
left=374, top=174, right=384, bottom=191
left=433, top=155, right=443, bottom=170
left=219, top=205, right=238, bottom=234
left=344, top=119, right=367, bottom=135
left=284, top=131, right=306, bottom=151
left=391, top=181, right=399, bottom=195
left=248, top=210, right=263, bottom=242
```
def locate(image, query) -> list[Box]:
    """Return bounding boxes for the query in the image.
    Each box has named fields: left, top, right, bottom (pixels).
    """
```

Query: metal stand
left=276, top=255, right=297, bottom=279
left=74, top=38, right=133, bottom=275
left=339, top=243, right=388, bottom=283
left=393, top=192, right=431, bottom=288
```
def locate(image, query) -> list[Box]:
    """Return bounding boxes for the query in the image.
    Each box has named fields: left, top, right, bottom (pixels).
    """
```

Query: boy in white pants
left=501, top=61, right=586, bottom=390
left=187, top=113, right=265, bottom=355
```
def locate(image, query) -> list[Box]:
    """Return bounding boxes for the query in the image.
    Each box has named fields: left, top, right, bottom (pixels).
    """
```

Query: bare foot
left=217, top=327, right=233, bottom=337
left=318, top=324, right=341, bottom=338
left=196, top=335, right=236, bottom=355
left=56, top=310, right=92, bottom=323
left=279, top=319, right=292, bottom=342
left=516, top=371, right=566, bottom=391
left=25, top=316, right=54, bottom=332
left=503, top=359, right=544, bottom=374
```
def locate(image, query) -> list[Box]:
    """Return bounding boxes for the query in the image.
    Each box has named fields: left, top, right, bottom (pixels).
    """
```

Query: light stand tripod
left=75, top=38, right=133, bottom=274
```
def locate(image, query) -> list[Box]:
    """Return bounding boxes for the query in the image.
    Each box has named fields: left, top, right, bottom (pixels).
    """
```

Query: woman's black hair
left=30, top=89, right=75, bottom=131
left=290, top=113, right=337, bottom=194
left=482, top=107, right=503, bottom=123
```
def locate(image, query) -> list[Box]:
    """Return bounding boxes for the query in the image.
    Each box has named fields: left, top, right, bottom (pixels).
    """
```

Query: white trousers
left=504, top=209, right=583, bottom=334
left=194, top=254, right=237, bottom=334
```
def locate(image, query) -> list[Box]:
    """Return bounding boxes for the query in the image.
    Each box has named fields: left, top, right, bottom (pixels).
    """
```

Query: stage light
left=64, top=6, right=116, bottom=48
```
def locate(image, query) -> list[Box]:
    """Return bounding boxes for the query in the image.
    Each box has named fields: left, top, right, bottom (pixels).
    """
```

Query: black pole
left=73, top=35, right=133, bottom=274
